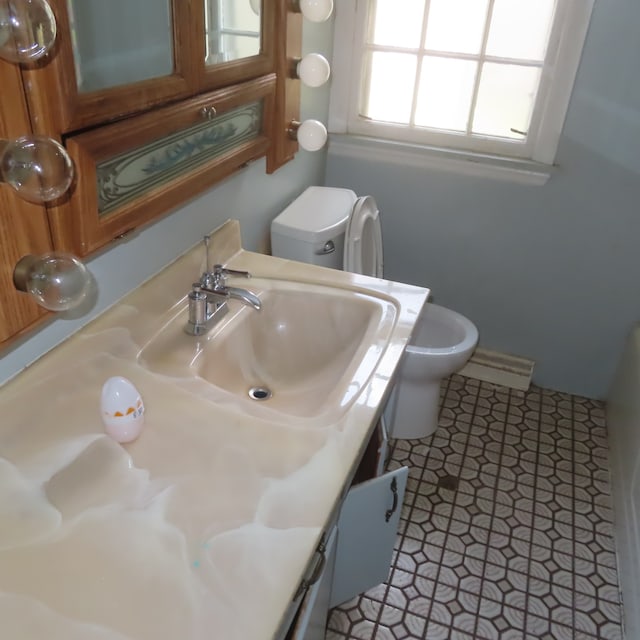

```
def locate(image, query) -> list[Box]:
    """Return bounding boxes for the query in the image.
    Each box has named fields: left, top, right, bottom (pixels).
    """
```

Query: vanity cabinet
left=22, top=0, right=277, bottom=135
left=281, top=418, right=408, bottom=639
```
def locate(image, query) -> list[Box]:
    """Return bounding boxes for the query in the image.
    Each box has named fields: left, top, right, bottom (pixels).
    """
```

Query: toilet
left=271, top=186, right=478, bottom=439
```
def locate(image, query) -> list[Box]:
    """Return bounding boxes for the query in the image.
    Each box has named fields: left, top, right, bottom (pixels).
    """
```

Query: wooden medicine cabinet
left=0, top=0, right=303, bottom=346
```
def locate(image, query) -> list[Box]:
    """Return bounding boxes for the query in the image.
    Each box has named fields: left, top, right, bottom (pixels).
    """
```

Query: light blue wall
left=325, top=0, right=640, bottom=399
left=0, top=20, right=333, bottom=386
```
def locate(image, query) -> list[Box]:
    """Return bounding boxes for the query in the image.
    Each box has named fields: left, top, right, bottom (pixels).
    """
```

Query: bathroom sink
left=138, top=279, right=398, bottom=420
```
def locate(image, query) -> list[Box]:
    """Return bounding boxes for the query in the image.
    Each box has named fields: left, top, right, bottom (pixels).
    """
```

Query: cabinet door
left=23, top=0, right=198, bottom=134
left=49, top=75, right=275, bottom=256
left=330, top=466, right=408, bottom=608
left=198, top=0, right=276, bottom=91
left=287, top=527, right=337, bottom=640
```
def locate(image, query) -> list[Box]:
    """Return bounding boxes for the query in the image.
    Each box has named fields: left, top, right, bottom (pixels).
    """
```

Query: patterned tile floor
left=327, top=374, right=624, bottom=640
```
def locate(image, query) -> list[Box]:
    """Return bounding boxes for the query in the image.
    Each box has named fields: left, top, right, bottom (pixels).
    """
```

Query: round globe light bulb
left=249, top=0, right=260, bottom=15
left=0, top=135, right=74, bottom=203
left=14, top=253, right=91, bottom=311
left=0, top=0, right=57, bottom=63
left=297, top=53, right=330, bottom=88
left=298, top=0, right=333, bottom=23
left=296, top=119, right=327, bottom=152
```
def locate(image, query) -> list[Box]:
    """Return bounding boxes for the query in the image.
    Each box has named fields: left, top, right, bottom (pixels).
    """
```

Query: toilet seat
left=344, top=195, right=383, bottom=278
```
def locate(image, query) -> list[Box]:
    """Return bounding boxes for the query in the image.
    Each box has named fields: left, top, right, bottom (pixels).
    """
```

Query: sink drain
left=248, top=386, right=272, bottom=401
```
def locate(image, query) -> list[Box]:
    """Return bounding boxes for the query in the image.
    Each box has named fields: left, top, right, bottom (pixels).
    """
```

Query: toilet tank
left=271, top=186, right=357, bottom=269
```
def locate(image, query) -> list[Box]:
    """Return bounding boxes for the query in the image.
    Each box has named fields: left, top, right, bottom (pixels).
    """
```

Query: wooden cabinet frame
left=0, top=62, right=54, bottom=345
left=0, top=1, right=302, bottom=345
left=21, top=0, right=278, bottom=136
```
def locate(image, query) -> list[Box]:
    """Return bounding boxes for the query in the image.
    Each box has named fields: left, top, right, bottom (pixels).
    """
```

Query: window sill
left=326, top=135, right=553, bottom=186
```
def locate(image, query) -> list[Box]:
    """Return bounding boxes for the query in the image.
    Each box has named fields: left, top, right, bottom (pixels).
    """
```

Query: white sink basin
left=138, top=279, right=398, bottom=420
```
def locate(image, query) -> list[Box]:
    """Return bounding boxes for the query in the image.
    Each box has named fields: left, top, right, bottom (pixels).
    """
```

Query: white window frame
left=328, top=0, right=594, bottom=182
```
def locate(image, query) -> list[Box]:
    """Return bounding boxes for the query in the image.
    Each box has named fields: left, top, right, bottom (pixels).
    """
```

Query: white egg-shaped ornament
left=100, top=376, right=145, bottom=443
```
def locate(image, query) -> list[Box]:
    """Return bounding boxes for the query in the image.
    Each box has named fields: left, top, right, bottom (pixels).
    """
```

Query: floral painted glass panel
left=96, top=101, right=263, bottom=216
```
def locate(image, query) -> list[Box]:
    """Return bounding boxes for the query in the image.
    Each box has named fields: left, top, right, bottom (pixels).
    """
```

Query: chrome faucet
left=185, top=236, right=261, bottom=336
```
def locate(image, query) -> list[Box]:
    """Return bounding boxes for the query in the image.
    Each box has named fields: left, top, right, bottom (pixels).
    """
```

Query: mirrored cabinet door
left=204, top=0, right=261, bottom=65
left=23, top=0, right=198, bottom=134
left=67, top=0, right=176, bottom=94
left=198, top=0, right=275, bottom=91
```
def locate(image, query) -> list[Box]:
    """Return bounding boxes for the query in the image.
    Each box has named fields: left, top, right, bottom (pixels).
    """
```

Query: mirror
left=204, top=0, right=261, bottom=65
left=65, top=0, right=263, bottom=94
left=66, top=0, right=174, bottom=93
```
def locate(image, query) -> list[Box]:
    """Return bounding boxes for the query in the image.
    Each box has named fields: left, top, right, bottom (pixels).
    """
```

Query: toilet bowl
left=389, top=303, right=478, bottom=439
left=271, top=186, right=479, bottom=440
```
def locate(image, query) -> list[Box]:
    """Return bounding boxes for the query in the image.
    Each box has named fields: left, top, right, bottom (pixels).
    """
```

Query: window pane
left=472, top=63, right=541, bottom=139
left=486, top=0, right=556, bottom=61
left=368, top=0, right=425, bottom=49
left=361, top=52, right=417, bottom=124
left=424, top=0, right=489, bottom=55
left=415, top=57, right=477, bottom=131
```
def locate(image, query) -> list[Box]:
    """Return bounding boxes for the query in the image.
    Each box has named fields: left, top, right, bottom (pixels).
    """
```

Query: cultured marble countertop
left=0, top=220, right=429, bottom=640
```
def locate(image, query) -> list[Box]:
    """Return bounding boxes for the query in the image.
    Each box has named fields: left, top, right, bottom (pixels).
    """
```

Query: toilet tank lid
left=271, top=186, right=357, bottom=242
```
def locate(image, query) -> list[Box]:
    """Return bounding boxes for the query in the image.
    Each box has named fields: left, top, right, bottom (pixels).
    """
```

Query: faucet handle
left=213, top=264, right=251, bottom=280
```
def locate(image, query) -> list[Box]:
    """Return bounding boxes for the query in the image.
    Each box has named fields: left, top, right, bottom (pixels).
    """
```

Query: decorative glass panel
left=205, top=0, right=260, bottom=65
left=67, top=0, right=174, bottom=93
left=472, top=64, right=540, bottom=138
left=361, top=52, right=417, bottom=124
left=415, top=57, right=477, bottom=131
left=424, top=0, right=489, bottom=55
left=96, top=101, right=263, bottom=216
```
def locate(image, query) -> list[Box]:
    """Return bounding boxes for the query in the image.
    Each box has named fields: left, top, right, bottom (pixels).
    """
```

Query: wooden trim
left=49, top=76, right=276, bottom=256
left=266, top=0, right=301, bottom=173
left=0, top=61, right=52, bottom=344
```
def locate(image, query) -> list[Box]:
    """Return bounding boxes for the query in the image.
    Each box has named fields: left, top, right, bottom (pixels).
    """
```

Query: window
left=329, top=0, right=594, bottom=169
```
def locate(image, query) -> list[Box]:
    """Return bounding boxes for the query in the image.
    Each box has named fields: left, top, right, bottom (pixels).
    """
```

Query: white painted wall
left=325, top=0, right=640, bottom=399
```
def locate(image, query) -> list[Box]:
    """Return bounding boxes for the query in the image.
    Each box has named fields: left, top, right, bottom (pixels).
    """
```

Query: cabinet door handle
left=200, top=106, right=218, bottom=120
left=385, top=477, right=398, bottom=522
left=292, top=537, right=327, bottom=601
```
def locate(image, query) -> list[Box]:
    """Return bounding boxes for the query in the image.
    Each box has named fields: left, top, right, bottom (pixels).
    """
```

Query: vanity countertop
left=0, top=221, right=429, bottom=640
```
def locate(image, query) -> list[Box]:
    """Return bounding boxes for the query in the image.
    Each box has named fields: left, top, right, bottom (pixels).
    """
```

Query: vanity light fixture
left=291, top=0, right=333, bottom=23
left=288, top=119, right=327, bottom=152
left=0, top=135, right=74, bottom=203
left=0, top=0, right=57, bottom=63
left=293, top=52, right=330, bottom=88
left=13, top=252, right=91, bottom=311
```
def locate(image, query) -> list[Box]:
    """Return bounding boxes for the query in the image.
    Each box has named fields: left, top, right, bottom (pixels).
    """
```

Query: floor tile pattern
left=327, top=374, right=624, bottom=639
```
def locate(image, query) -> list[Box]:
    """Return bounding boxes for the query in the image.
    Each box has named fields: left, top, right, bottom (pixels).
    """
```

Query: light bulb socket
left=287, top=121, right=301, bottom=140
left=13, top=254, right=39, bottom=292
left=289, top=58, right=302, bottom=78
left=290, top=0, right=334, bottom=22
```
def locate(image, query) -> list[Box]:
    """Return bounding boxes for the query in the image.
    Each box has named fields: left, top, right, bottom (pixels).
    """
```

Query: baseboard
left=458, top=347, right=534, bottom=391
